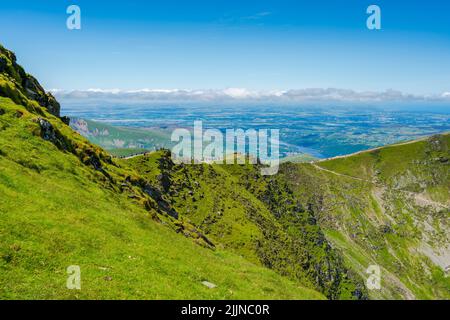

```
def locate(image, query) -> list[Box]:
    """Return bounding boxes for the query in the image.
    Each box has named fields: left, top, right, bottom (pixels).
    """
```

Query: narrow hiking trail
left=115, top=152, right=151, bottom=160
left=315, top=136, right=431, bottom=163
left=311, top=164, right=449, bottom=209
left=311, top=163, right=373, bottom=183
left=308, top=136, right=437, bottom=184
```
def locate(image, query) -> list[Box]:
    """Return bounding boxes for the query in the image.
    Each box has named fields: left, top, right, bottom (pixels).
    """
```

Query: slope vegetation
left=0, top=44, right=324, bottom=299
left=1, top=43, right=448, bottom=300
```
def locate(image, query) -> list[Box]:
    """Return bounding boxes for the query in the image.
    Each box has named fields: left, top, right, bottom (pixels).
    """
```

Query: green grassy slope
left=1, top=43, right=448, bottom=300
left=0, top=96, right=324, bottom=299
left=0, top=45, right=324, bottom=299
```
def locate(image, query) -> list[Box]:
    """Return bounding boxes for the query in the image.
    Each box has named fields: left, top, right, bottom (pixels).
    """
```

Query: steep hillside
left=1, top=43, right=448, bottom=300
left=215, top=136, right=449, bottom=299
left=0, top=45, right=324, bottom=299
left=307, top=134, right=450, bottom=299
left=123, top=152, right=367, bottom=299
left=128, top=138, right=448, bottom=299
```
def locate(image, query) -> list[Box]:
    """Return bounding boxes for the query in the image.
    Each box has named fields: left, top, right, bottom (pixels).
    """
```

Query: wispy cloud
left=216, top=11, right=272, bottom=25
left=242, top=11, right=272, bottom=20
left=51, top=88, right=450, bottom=104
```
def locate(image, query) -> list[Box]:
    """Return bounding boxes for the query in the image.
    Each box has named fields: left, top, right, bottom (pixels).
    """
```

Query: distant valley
left=65, top=103, right=450, bottom=159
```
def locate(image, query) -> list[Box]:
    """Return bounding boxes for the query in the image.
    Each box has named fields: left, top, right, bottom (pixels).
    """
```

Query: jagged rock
left=0, top=56, right=7, bottom=72
left=61, top=116, right=71, bottom=125
left=143, top=184, right=163, bottom=201
left=157, top=173, right=172, bottom=192
left=87, top=153, right=102, bottom=170
left=22, top=76, right=60, bottom=116
left=157, top=200, right=178, bottom=219
left=36, top=118, right=71, bottom=151
left=38, top=118, right=57, bottom=141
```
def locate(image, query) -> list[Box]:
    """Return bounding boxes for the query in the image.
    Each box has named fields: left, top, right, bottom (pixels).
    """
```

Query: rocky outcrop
left=0, top=45, right=60, bottom=117
left=35, top=118, right=71, bottom=151
left=23, top=75, right=60, bottom=117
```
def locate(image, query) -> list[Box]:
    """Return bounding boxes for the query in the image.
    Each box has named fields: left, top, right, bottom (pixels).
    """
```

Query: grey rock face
left=36, top=118, right=70, bottom=151
left=38, top=118, right=57, bottom=142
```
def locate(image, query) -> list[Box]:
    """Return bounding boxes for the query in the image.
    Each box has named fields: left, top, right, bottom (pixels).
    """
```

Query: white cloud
left=86, top=88, right=121, bottom=94
left=222, top=88, right=254, bottom=98
left=50, top=88, right=450, bottom=104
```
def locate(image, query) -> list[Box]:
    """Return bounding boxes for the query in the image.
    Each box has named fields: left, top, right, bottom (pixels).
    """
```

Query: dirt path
left=311, top=163, right=372, bottom=183
left=115, top=152, right=151, bottom=160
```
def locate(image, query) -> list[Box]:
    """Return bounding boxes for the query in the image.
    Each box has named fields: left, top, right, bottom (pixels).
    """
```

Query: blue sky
left=1, top=0, right=450, bottom=97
